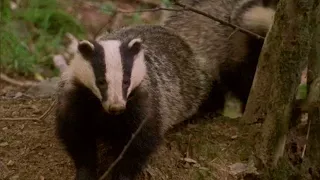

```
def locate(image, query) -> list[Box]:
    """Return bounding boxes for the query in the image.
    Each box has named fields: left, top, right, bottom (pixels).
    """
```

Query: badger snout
left=102, top=101, right=126, bottom=115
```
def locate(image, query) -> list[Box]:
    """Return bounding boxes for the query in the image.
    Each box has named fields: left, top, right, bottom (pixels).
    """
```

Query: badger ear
left=128, top=38, right=142, bottom=56
left=78, top=40, right=94, bottom=59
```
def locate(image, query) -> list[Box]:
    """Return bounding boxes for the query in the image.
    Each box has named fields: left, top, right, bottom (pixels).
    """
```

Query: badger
left=163, top=0, right=278, bottom=113
left=55, top=25, right=214, bottom=180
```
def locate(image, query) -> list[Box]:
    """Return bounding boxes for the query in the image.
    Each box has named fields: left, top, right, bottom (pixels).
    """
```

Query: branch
left=0, top=100, right=57, bottom=121
left=172, top=0, right=265, bottom=40
left=94, top=1, right=263, bottom=40
left=94, top=6, right=185, bottom=38
left=116, top=7, right=185, bottom=13
left=93, top=11, right=119, bottom=39
left=0, top=73, right=38, bottom=87
left=99, top=116, right=149, bottom=180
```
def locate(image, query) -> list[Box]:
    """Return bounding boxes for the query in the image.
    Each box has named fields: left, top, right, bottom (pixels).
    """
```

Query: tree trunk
left=242, top=0, right=319, bottom=166
left=306, top=3, right=320, bottom=178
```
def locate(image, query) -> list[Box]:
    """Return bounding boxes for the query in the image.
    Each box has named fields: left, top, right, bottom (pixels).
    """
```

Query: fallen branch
left=0, top=73, right=38, bottom=87
left=99, top=116, right=149, bottom=180
left=0, top=100, right=57, bottom=121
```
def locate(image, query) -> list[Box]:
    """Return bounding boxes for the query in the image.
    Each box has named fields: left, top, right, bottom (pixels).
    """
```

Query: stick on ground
left=0, top=100, right=57, bottom=121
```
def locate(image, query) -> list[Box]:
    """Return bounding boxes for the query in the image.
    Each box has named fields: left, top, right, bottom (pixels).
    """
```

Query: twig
left=228, top=28, right=239, bottom=39
left=172, top=0, right=265, bottom=40
left=0, top=117, right=40, bottom=121
left=93, top=11, right=119, bottom=39
left=116, top=7, right=185, bottom=13
left=38, top=100, right=57, bottom=120
left=91, top=1, right=263, bottom=40
left=0, top=73, right=38, bottom=87
left=186, top=134, right=192, bottom=158
left=99, top=116, right=149, bottom=180
left=94, top=6, right=184, bottom=38
left=301, top=118, right=311, bottom=158
left=0, top=100, right=57, bottom=121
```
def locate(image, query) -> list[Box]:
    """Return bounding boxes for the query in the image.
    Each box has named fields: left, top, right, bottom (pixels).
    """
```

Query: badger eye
left=96, top=78, right=105, bottom=86
left=123, top=79, right=130, bottom=86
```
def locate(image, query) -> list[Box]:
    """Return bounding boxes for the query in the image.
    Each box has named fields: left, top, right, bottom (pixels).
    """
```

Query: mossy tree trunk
left=306, top=3, right=320, bottom=178
left=242, top=0, right=319, bottom=166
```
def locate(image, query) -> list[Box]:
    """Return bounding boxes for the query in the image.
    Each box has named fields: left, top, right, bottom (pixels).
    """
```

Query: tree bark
left=242, top=0, right=319, bottom=166
left=306, top=3, right=320, bottom=178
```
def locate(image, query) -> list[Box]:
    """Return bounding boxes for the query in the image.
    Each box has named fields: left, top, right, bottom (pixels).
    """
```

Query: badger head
left=68, top=38, right=146, bottom=115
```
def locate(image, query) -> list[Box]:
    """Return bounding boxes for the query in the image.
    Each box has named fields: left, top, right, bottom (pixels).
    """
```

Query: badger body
left=163, top=0, right=277, bottom=112
left=56, top=25, right=213, bottom=180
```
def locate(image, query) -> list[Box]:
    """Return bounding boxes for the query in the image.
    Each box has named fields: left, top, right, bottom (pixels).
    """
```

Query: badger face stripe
left=119, top=38, right=144, bottom=100
left=99, top=40, right=126, bottom=112
left=73, top=38, right=146, bottom=113
left=81, top=41, right=108, bottom=101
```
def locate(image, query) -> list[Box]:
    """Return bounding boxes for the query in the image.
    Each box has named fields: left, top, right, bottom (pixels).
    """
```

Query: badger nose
left=102, top=102, right=126, bottom=115
left=108, top=105, right=125, bottom=115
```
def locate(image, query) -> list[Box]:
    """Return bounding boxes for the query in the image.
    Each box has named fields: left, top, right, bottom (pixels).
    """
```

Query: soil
left=0, top=80, right=257, bottom=180
left=1, top=0, right=314, bottom=179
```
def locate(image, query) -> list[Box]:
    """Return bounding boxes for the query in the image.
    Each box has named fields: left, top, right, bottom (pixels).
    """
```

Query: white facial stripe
left=99, top=40, right=126, bottom=107
left=242, top=6, right=275, bottom=32
left=128, top=38, right=142, bottom=48
left=79, top=40, right=94, bottom=50
left=69, top=54, right=102, bottom=100
left=127, top=49, right=147, bottom=97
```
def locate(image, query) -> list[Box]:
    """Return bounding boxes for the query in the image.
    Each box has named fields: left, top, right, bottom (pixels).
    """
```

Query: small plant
left=0, top=0, right=85, bottom=77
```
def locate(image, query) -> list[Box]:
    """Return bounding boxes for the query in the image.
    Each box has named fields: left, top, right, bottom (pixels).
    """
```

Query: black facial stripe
left=87, top=41, right=108, bottom=101
left=119, top=40, right=139, bottom=100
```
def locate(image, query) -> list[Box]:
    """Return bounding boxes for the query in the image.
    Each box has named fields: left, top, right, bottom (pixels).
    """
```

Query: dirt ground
left=0, top=1, right=260, bottom=179
left=0, top=80, right=261, bottom=180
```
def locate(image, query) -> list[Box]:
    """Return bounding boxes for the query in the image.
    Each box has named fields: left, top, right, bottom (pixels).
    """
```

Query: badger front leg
left=56, top=110, right=98, bottom=180
left=107, top=119, right=162, bottom=180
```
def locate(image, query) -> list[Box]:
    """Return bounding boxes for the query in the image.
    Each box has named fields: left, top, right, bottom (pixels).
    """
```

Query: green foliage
left=0, top=0, right=85, bottom=76
left=162, top=0, right=173, bottom=7
left=131, top=11, right=143, bottom=24
left=296, top=84, right=307, bottom=99
left=100, top=1, right=116, bottom=15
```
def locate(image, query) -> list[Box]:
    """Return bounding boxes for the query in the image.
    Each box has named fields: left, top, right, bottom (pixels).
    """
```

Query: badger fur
left=163, top=0, right=278, bottom=113
left=55, top=25, right=214, bottom=180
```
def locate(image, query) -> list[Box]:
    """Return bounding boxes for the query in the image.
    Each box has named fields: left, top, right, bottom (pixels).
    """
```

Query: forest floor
left=1, top=1, right=258, bottom=179
left=0, top=80, right=263, bottom=180
left=1, top=0, right=312, bottom=179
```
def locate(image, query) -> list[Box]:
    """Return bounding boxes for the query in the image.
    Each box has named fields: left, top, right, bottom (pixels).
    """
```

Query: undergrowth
left=0, top=0, right=85, bottom=77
